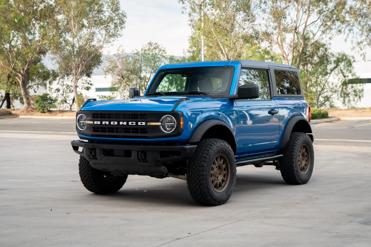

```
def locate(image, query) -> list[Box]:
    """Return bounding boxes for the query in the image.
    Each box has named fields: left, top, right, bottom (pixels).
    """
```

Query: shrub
left=98, top=95, right=115, bottom=100
left=35, top=94, right=57, bottom=113
left=311, top=108, right=329, bottom=119
left=76, top=93, right=85, bottom=108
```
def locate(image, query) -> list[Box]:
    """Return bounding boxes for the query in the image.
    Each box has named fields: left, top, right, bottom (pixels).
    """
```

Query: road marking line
left=316, top=138, right=371, bottom=143
left=354, top=122, right=371, bottom=127
left=340, top=117, right=371, bottom=120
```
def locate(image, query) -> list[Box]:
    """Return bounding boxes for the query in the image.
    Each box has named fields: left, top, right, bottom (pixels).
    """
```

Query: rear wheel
left=280, top=132, right=314, bottom=185
left=187, top=138, right=236, bottom=206
left=79, top=157, right=127, bottom=194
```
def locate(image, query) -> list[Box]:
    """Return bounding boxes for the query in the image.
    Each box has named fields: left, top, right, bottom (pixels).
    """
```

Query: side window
left=275, top=70, right=301, bottom=95
left=239, top=68, right=270, bottom=100
left=156, top=74, right=186, bottom=92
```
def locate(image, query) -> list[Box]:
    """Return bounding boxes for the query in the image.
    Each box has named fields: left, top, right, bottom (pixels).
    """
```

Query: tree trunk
left=72, top=76, right=79, bottom=111
left=17, top=71, right=33, bottom=110
left=5, top=92, right=11, bottom=109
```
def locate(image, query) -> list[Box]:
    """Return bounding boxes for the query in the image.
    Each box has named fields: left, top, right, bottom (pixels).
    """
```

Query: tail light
left=307, top=105, right=312, bottom=122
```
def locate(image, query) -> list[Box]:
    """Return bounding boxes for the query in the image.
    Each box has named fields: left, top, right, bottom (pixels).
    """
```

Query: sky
left=104, top=0, right=191, bottom=56
left=104, top=0, right=370, bottom=62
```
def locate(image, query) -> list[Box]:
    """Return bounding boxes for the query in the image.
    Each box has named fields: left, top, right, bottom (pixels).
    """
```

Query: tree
left=182, top=0, right=369, bottom=107
left=300, top=43, right=363, bottom=108
left=257, top=0, right=370, bottom=68
left=256, top=0, right=368, bottom=106
left=180, top=0, right=279, bottom=61
left=51, top=0, right=125, bottom=110
left=0, top=0, right=55, bottom=110
left=106, top=42, right=170, bottom=96
left=50, top=77, right=92, bottom=111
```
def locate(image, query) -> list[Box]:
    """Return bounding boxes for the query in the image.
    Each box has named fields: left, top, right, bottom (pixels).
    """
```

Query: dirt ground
left=328, top=108, right=371, bottom=118
left=11, top=109, right=75, bottom=117
left=0, top=109, right=13, bottom=117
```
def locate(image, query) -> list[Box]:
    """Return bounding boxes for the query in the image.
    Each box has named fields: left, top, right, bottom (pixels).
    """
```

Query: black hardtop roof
left=160, top=60, right=298, bottom=71
left=238, top=60, right=298, bottom=70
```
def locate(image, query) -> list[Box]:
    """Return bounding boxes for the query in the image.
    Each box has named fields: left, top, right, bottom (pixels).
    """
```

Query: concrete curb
left=311, top=117, right=340, bottom=125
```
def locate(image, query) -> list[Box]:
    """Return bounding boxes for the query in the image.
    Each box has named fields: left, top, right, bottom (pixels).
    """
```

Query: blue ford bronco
left=71, top=60, right=314, bottom=206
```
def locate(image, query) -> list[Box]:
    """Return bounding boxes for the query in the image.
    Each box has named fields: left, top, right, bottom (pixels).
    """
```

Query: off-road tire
left=79, top=157, right=127, bottom=194
left=187, top=138, right=236, bottom=206
left=280, top=132, right=314, bottom=185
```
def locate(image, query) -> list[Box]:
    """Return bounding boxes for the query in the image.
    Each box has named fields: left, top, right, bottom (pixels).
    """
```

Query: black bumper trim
left=71, top=140, right=197, bottom=178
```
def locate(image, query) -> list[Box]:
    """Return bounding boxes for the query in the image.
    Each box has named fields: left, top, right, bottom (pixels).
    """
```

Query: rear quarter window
left=274, top=70, right=301, bottom=95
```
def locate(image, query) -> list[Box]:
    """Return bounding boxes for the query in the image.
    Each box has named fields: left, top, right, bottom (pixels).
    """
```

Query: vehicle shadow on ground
left=92, top=172, right=286, bottom=207
left=235, top=173, right=284, bottom=192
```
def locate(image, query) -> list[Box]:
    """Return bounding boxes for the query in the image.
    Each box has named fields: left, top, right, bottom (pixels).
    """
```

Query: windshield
left=146, top=66, right=234, bottom=96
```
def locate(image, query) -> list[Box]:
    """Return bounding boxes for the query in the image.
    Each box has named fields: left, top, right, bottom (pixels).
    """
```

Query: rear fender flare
left=280, top=116, right=313, bottom=150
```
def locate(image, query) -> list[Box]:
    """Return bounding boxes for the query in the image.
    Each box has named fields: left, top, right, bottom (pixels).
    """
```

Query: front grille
left=92, top=112, right=148, bottom=120
left=92, top=126, right=148, bottom=135
left=78, top=111, right=181, bottom=138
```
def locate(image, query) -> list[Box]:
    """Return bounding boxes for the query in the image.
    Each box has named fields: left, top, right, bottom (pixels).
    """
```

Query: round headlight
left=76, top=114, right=87, bottom=131
left=160, top=115, right=177, bottom=133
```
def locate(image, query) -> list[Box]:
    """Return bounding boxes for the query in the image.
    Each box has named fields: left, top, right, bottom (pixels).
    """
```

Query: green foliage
left=311, top=109, right=329, bottom=120
left=34, top=94, right=57, bottom=113
left=0, top=0, right=56, bottom=109
left=76, top=93, right=85, bottom=108
left=301, top=47, right=364, bottom=108
left=98, top=95, right=116, bottom=100
left=181, top=0, right=279, bottom=61
left=180, top=0, right=369, bottom=107
left=106, top=42, right=173, bottom=96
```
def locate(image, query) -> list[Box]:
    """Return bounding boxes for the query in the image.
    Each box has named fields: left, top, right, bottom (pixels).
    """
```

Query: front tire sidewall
left=187, top=139, right=236, bottom=206
left=79, top=157, right=127, bottom=194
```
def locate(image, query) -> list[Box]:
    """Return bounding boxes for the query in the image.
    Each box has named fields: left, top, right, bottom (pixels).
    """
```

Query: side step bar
left=235, top=154, right=283, bottom=166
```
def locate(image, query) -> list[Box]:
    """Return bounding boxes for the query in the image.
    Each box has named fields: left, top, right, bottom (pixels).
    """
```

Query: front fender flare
left=189, top=120, right=234, bottom=144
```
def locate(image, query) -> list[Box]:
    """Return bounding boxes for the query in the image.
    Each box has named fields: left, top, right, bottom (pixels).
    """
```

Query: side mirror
left=129, top=88, right=140, bottom=98
left=237, top=83, right=259, bottom=99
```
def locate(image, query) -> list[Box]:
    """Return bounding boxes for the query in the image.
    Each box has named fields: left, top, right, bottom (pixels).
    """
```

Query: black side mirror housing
left=129, top=88, right=140, bottom=98
left=237, top=83, right=259, bottom=99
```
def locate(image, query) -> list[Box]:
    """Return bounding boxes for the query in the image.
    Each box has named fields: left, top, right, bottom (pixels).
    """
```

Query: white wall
left=353, top=61, right=371, bottom=108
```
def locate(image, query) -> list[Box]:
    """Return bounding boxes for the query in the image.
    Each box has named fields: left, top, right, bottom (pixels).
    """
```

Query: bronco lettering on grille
left=88, top=121, right=147, bottom=126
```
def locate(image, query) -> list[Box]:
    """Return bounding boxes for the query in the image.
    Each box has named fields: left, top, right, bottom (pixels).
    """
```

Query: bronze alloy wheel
left=298, top=144, right=310, bottom=172
left=210, top=155, right=230, bottom=192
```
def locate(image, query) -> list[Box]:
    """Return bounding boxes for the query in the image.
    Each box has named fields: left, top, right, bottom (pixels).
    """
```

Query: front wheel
left=280, top=132, right=314, bottom=185
left=79, top=157, right=128, bottom=194
left=187, top=138, right=236, bottom=206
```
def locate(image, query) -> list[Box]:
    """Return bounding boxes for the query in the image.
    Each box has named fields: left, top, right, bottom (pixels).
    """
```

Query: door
left=234, top=67, right=280, bottom=156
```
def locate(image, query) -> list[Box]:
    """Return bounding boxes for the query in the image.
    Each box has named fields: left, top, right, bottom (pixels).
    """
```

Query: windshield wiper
left=186, top=91, right=208, bottom=95
left=147, top=92, right=164, bottom=96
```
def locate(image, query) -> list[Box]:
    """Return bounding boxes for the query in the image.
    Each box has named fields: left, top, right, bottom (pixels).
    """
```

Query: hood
left=81, top=96, right=188, bottom=112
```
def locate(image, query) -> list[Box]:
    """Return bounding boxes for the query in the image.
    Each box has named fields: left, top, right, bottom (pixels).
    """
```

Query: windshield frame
left=145, top=66, right=235, bottom=97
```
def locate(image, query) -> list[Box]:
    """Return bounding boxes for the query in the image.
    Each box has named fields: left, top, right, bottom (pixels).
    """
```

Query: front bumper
left=71, top=140, right=197, bottom=178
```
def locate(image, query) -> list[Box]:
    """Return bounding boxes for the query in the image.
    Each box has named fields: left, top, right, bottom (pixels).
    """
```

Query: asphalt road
left=0, top=118, right=370, bottom=247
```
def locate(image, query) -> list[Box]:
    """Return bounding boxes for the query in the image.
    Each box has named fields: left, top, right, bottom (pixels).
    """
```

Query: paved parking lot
left=0, top=118, right=371, bottom=247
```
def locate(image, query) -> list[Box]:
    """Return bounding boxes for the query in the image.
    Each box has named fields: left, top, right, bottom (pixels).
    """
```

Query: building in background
left=353, top=61, right=371, bottom=108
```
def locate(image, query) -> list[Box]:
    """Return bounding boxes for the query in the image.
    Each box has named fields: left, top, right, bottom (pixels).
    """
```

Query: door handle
left=268, top=109, right=279, bottom=115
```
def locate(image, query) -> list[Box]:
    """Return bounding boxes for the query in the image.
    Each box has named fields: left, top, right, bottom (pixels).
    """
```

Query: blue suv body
left=72, top=60, right=314, bottom=206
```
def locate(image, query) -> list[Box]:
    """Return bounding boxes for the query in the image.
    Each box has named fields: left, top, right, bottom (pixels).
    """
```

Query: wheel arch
left=280, top=116, right=313, bottom=150
left=189, top=120, right=236, bottom=153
